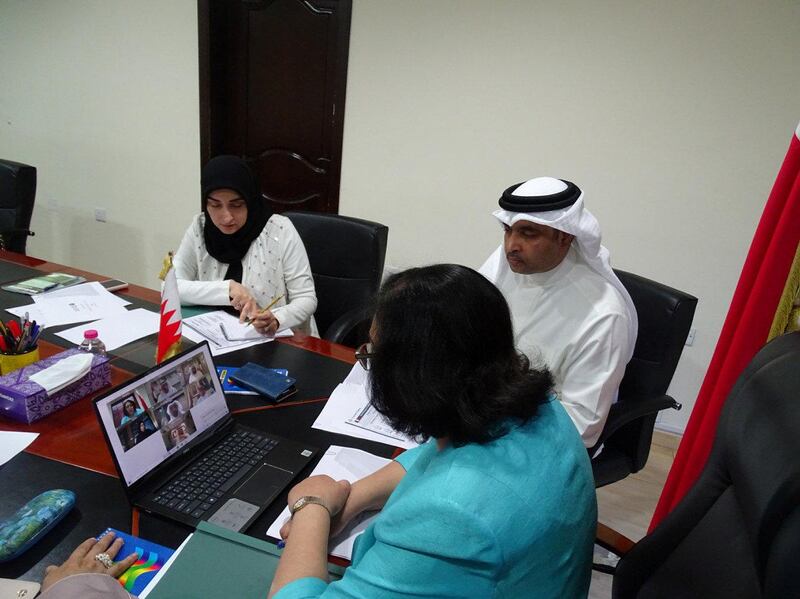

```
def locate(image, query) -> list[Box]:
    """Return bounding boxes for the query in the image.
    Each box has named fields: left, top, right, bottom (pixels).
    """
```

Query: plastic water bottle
left=79, top=329, right=107, bottom=355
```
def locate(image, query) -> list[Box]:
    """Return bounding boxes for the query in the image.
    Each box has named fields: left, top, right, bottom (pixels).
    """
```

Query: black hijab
left=201, top=155, right=270, bottom=282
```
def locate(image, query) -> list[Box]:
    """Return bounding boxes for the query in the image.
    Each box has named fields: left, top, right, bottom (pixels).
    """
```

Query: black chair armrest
left=589, top=395, right=680, bottom=455
left=0, top=229, right=35, bottom=252
left=0, top=228, right=34, bottom=237
left=323, top=305, right=371, bottom=348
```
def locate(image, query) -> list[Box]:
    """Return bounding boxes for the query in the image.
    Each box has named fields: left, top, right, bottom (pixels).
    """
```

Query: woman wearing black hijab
left=173, top=156, right=318, bottom=336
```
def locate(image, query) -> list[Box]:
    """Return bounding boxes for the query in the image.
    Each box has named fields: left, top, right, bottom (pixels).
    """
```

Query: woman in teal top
left=270, top=264, right=596, bottom=599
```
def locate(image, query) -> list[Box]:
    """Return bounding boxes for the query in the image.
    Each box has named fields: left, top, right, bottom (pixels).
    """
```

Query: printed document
left=7, top=282, right=130, bottom=327
left=312, top=363, right=418, bottom=449
left=181, top=311, right=292, bottom=356
left=266, top=446, right=392, bottom=560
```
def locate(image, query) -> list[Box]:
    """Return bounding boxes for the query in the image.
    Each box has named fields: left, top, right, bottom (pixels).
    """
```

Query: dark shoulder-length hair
left=369, top=264, right=553, bottom=446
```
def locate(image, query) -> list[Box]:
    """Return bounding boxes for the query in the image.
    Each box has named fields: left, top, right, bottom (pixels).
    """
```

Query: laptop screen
left=95, top=343, right=229, bottom=486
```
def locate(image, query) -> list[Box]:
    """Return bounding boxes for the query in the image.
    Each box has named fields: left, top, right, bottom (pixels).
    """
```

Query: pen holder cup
left=0, top=347, right=40, bottom=376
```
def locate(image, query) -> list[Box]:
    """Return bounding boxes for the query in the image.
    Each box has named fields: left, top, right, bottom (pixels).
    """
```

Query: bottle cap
left=83, top=329, right=99, bottom=339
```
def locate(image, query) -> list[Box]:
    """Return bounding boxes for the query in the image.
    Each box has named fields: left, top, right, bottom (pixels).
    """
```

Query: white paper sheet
left=54, top=308, right=160, bottom=350
left=7, top=283, right=130, bottom=327
left=312, top=363, right=419, bottom=450
left=0, top=431, right=39, bottom=466
left=266, top=446, right=391, bottom=560
left=181, top=310, right=292, bottom=356
left=33, top=281, right=130, bottom=304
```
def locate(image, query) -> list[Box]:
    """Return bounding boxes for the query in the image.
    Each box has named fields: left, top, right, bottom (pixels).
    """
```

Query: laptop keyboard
left=152, top=430, right=279, bottom=520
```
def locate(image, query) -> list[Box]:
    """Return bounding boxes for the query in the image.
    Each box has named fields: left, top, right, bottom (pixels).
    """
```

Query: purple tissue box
left=0, top=349, right=111, bottom=424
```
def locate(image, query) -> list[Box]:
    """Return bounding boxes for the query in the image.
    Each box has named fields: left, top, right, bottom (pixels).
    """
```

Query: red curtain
left=650, top=123, right=800, bottom=530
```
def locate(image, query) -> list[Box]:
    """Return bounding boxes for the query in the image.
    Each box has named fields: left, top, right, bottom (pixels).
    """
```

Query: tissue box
left=0, top=349, right=111, bottom=424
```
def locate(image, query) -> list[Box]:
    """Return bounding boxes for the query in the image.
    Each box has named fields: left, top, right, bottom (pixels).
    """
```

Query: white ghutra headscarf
left=487, top=176, right=638, bottom=356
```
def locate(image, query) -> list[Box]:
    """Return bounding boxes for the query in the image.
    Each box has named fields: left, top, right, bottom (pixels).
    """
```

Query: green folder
left=146, top=521, right=344, bottom=598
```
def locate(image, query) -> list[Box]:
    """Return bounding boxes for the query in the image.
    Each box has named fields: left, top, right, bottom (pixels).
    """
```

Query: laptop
left=94, top=342, right=318, bottom=532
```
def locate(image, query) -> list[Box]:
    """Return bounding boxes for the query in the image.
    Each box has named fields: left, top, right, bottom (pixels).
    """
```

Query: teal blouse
left=274, top=398, right=596, bottom=599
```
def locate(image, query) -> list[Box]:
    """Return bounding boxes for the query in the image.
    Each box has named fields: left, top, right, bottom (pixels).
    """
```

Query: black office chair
left=590, top=270, right=698, bottom=487
left=0, top=159, right=36, bottom=254
left=284, top=211, right=388, bottom=347
left=598, top=331, right=800, bottom=598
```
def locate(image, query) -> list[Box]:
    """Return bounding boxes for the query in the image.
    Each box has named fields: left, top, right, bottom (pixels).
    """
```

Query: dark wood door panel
left=199, top=0, right=351, bottom=214
left=252, top=149, right=328, bottom=209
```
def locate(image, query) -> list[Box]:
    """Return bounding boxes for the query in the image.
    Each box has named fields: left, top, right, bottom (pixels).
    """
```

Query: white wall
left=339, top=0, right=800, bottom=433
left=0, top=0, right=200, bottom=288
left=1, top=1, right=798, bottom=433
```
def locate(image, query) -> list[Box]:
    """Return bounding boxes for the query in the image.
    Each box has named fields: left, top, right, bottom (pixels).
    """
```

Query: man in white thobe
left=479, top=177, right=638, bottom=448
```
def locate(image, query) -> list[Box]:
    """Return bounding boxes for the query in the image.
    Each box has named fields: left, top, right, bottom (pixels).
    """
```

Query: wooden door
left=199, top=0, right=351, bottom=214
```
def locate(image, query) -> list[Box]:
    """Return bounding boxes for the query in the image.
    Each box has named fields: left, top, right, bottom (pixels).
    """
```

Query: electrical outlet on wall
left=94, top=208, right=107, bottom=223
left=685, top=328, right=697, bottom=346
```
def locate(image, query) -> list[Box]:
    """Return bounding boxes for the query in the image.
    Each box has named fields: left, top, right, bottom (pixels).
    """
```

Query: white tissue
left=28, top=353, right=94, bottom=396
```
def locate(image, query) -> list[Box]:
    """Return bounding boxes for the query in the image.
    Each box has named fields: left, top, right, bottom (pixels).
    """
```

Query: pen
left=244, top=294, right=284, bottom=327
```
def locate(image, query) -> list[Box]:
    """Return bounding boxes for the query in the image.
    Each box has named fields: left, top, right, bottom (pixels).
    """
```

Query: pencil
left=244, top=294, right=284, bottom=326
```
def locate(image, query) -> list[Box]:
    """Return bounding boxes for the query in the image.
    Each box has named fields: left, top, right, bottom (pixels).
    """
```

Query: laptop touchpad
left=234, top=463, right=292, bottom=505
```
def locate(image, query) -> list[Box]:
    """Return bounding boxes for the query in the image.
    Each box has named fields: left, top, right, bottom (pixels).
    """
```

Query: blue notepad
left=229, top=362, right=297, bottom=402
left=216, top=366, right=289, bottom=395
left=97, top=528, right=175, bottom=595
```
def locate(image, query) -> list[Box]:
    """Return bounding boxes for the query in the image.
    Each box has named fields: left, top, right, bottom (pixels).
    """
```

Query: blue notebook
left=216, top=366, right=288, bottom=395
left=229, top=362, right=297, bottom=402
left=97, top=528, right=175, bottom=595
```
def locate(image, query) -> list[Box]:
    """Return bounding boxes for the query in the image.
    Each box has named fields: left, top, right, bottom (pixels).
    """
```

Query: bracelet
left=290, top=495, right=331, bottom=517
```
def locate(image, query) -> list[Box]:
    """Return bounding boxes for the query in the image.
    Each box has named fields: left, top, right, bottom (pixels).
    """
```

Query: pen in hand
left=244, top=294, right=284, bottom=327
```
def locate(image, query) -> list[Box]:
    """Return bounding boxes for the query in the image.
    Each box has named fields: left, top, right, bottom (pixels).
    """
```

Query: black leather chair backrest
left=0, top=159, right=36, bottom=254
left=614, top=332, right=800, bottom=598
left=283, top=211, right=388, bottom=345
left=606, top=270, right=697, bottom=470
left=615, top=270, right=697, bottom=400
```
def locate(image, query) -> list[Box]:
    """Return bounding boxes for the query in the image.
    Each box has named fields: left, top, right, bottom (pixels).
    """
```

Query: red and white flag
left=651, top=120, right=800, bottom=530
left=156, top=253, right=182, bottom=363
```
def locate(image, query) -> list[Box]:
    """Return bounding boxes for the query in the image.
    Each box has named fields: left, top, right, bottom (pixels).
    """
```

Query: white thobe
left=480, top=246, right=633, bottom=447
left=173, top=213, right=318, bottom=336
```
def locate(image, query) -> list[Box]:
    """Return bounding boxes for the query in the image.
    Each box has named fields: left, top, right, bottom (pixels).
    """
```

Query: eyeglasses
left=355, top=342, right=374, bottom=371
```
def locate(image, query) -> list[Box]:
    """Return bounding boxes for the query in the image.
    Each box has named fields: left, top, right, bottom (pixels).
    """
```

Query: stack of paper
left=6, top=282, right=131, bottom=327
left=266, top=446, right=392, bottom=560
left=181, top=311, right=292, bottom=356
left=312, top=363, right=419, bottom=450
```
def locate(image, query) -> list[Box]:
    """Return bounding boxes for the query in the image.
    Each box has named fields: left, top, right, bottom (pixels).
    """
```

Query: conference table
left=0, top=250, right=395, bottom=583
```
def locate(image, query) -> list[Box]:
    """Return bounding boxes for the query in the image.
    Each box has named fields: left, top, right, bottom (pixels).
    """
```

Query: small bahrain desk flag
left=156, top=252, right=182, bottom=363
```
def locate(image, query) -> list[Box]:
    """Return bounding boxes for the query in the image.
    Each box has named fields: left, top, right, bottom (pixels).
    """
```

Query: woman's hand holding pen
left=228, top=281, right=256, bottom=314
left=239, top=294, right=284, bottom=336
left=248, top=309, right=280, bottom=336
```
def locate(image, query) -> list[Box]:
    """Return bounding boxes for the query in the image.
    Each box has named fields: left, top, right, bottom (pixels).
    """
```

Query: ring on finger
left=95, top=553, right=115, bottom=568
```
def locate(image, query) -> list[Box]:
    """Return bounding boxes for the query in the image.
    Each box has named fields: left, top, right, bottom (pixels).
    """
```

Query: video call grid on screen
left=96, top=344, right=230, bottom=486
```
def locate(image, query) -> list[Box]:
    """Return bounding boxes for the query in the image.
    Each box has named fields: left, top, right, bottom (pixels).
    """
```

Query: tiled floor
left=588, top=435, right=678, bottom=598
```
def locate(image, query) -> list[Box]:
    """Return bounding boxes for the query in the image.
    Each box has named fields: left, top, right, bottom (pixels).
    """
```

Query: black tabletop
left=0, top=263, right=396, bottom=580
left=0, top=453, right=131, bottom=582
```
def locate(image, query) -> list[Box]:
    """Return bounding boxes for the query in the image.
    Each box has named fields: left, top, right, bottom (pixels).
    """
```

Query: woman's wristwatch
left=290, top=496, right=331, bottom=517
